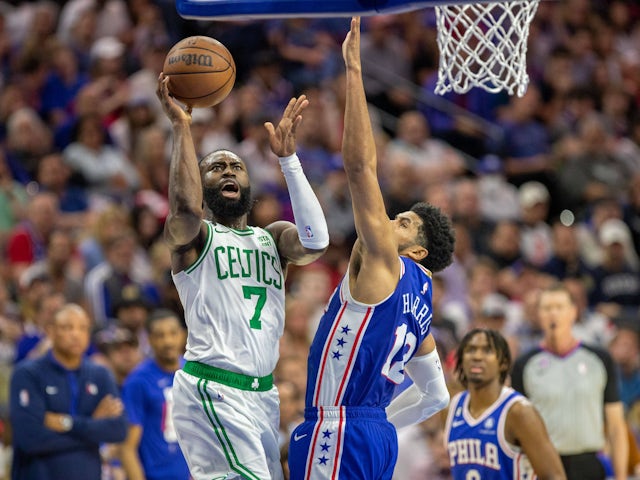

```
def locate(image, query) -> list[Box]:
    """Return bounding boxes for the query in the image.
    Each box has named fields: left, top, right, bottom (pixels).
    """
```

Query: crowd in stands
left=0, top=0, right=638, bottom=478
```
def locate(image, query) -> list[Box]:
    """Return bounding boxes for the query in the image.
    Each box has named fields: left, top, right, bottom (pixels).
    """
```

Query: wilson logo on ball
left=167, top=54, right=214, bottom=67
left=163, top=35, right=236, bottom=108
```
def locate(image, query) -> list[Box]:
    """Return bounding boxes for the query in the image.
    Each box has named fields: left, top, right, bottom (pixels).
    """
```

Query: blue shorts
left=288, top=406, right=398, bottom=480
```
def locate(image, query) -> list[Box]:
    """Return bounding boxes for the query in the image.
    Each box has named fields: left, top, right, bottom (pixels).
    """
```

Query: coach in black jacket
left=9, top=303, right=127, bottom=480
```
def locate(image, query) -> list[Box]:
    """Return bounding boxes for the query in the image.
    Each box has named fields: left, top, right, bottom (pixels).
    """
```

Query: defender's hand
left=342, top=17, right=361, bottom=70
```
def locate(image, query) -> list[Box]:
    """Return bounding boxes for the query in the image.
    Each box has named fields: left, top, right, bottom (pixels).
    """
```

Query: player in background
left=288, top=17, right=454, bottom=480
left=119, top=309, right=189, bottom=480
left=445, top=328, right=566, bottom=480
left=156, top=73, right=329, bottom=480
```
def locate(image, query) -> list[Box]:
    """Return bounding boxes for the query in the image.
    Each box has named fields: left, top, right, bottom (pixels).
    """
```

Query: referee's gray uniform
left=512, top=343, right=620, bottom=480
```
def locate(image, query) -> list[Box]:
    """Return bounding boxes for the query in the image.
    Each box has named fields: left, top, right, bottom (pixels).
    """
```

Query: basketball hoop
left=434, top=0, right=540, bottom=97
left=175, top=0, right=540, bottom=97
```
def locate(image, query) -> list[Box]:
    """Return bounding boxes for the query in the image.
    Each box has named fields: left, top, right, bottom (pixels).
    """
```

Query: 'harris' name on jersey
left=213, top=245, right=283, bottom=289
left=401, top=293, right=431, bottom=335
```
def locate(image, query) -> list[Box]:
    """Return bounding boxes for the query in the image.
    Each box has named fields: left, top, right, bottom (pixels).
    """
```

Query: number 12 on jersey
left=381, top=323, right=417, bottom=384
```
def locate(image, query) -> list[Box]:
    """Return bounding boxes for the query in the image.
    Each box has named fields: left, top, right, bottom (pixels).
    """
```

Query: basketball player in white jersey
left=156, top=75, right=329, bottom=480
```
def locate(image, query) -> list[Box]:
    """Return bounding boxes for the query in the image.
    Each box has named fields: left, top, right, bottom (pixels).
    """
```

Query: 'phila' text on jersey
left=448, top=439, right=500, bottom=469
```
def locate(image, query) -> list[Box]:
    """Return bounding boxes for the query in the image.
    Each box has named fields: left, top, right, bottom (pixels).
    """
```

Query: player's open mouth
left=220, top=181, right=239, bottom=198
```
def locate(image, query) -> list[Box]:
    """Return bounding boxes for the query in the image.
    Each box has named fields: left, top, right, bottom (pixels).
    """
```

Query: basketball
left=163, top=36, right=236, bottom=108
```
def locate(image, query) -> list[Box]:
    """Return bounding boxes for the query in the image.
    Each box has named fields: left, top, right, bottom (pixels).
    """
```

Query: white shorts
left=172, top=369, right=284, bottom=480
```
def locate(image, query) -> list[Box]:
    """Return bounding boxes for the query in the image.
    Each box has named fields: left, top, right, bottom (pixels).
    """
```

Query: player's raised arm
left=157, top=73, right=205, bottom=255
left=342, top=17, right=397, bottom=268
left=264, top=95, right=329, bottom=266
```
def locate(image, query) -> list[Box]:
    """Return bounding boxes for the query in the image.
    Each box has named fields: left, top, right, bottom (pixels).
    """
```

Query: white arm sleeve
left=279, top=153, right=329, bottom=250
left=385, top=348, right=450, bottom=430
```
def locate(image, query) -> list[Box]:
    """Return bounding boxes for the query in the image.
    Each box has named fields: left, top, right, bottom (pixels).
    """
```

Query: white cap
left=518, top=181, right=550, bottom=208
left=599, top=218, right=631, bottom=246
left=481, top=293, right=508, bottom=318
left=91, top=36, right=125, bottom=60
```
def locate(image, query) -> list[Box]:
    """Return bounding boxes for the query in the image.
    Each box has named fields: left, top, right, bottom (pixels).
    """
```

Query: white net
left=434, top=0, right=540, bottom=97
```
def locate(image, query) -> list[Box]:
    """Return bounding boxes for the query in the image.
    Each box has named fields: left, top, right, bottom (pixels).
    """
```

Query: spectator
left=35, top=153, right=89, bottom=231
left=20, top=228, right=84, bottom=305
left=450, top=177, right=495, bottom=255
left=360, top=15, right=414, bottom=120
left=62, top=112, right=139, bottom=200
left=541, top=219, right=591, bottom=282
left=564, top=277, right=613, bottom=348
left=108, top=94, right=157, bottom=158
left=5, top=192, right=59, bottom=287
left=384, top=110, right=466, bottom=196
left=466, top=257, right=500, bottom=321
left=315, top=161, right=355, bottom=247
left=557, top=113, right=634, bottom=214
left=78, top=203, right=131, bottom=272
left=266, top=18, right=341, bottom=91
left=512, top=282, right=628, bottom=480
left=608, top=323, right=640, bottom=413
left=588, top=219, right=640, bottom=320
left=111, top=290, right=153, bottom=358
left=475, top=154, right=520, bottom=223
left=493, top=85, right=556, bottom=196
left=14, top=291, right=65, bottom=364
left=276, top=379, right=303, bottom=449
left=84, top=228, right=159, bottom=329
left=235, top=111, right=288, bottom=198
left=518, top=181, right=553, bottom=268
left=485, top=220, right=523, bottom=271
left=119, top=309, right=189, bottom=480
left=0, top=149, right=28, bottom=249
left=4, top=107, right=53, bottom=184
left=40, top=43, right=89, bottom=129
left=244, top=50, right=294, bottom=116
left=576, top=196, right=637, bottom=270
left=93, top=325, right=143, bottom=388
left=130, top=125, right=170, bottom=197
left=9, top=303, right=127, bottom=480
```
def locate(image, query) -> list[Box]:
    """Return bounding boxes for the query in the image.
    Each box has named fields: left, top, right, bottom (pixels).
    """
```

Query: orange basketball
left=163, top=36, right=236, bottom=108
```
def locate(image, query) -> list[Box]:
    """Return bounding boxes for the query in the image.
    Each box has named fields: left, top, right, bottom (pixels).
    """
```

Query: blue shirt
left=122, top=358, right=189, bottom=480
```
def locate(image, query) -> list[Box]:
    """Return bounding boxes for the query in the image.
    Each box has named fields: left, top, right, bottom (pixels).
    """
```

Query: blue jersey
left=290, top=257, right=433, bottom=479
left=445, top=387, right=536, bottom=480
left=122, top=358, right=190, bottom=480
left=305, top=256, right=433, bottom=408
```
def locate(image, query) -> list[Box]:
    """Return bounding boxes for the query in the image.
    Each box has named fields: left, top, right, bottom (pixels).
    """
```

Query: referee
left=511, top=282, right=628, bottom=480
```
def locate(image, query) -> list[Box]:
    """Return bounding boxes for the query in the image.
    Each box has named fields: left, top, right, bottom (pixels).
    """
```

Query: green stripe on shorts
left=196, top=379, right=261, bottom=480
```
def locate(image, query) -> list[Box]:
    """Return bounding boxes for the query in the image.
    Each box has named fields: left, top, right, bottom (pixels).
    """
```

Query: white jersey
left=172, top=220, right=285, bottom=377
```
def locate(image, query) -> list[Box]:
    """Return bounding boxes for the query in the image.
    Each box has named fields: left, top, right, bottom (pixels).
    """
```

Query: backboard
left=175, top=0, right=505, bottom=20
